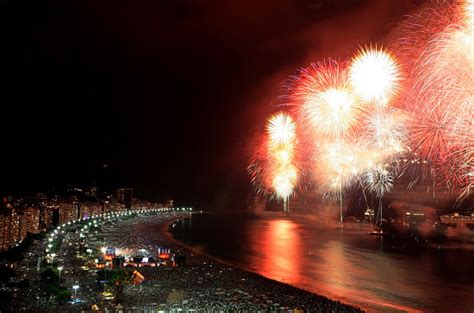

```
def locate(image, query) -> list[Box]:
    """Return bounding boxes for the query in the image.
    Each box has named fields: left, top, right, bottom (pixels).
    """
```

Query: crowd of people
left=104, top=215, right=361, bottom=312
left=7, top=212, right=362, bottom=312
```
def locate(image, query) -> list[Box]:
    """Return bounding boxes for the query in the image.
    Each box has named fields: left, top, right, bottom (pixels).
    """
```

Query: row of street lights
left=43, top=206, right=192, bottom=304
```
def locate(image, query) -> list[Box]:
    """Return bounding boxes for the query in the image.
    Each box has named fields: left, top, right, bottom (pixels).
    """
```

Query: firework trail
left=348, top=46, right=405, bottom=222
left=248, top=135, right=271, bottom=197
left=290, top=48, right=403, bottom=220
left=364, top=165, right=395, bottom=225
left=385, top=1, right=461, bottom=83
left=289, top=59, right=364, bottom=221
left=363, top=108, right=407, bottom=157
left=405, top=0, right=474, bottom=196
left=266, top=112, right=298, bottom=202
left=248, top=0, right=474, bottom=219
left=348, top=47, right=404, bottom=166
left=248, top=112, right=299, bottom=214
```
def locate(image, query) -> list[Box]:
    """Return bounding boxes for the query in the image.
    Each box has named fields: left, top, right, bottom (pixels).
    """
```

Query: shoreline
left=10, top=211, right=364, bottom=312
left=161, top=214, right=363, bottom=312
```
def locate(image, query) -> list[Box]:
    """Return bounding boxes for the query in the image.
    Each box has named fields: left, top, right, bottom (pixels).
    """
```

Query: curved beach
left=12, top=211, right=362, bottom=312
left=119, top=213, right=362, bottom=311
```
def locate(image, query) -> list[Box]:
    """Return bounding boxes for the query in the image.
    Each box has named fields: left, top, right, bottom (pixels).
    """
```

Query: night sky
left=1, top=0, right=422, bottom=209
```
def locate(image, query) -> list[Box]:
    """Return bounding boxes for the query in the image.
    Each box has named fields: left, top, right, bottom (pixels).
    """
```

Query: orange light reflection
left=255, top=219, right=301, bottom=285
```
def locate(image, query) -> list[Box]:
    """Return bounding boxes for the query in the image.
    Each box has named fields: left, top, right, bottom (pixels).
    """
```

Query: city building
left=10, top=208, right=20, bottom=245
left=0, top=207, right=20, bottom=251
left=0, top=213, right=12, bottom=251
left=117, top=188, right=133, bottom=209
left=58, top=202, right=75, bottom=225
left=42, top=206, right=53, bottom=229
left=22, top=193, right=47, bottom=229
left=0, top=194, right=45, bottom=251
left=80, top=203, right=102, bottom=219
left=24, top=207, right=40, bottom=235
left=0, top=189, right=159, bottom=252
left=18, top=212, right=28, bottom=242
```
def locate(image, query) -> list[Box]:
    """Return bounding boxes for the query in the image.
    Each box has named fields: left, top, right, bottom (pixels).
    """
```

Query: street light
left=57, top=266, right=63, bottom=283
left=72, top=285, right=79, bottom=303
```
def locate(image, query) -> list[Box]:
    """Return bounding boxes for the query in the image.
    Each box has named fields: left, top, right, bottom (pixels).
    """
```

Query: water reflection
left=251, top=219, right=301, bottom=285
left=172, top=214, right=474, bottom=312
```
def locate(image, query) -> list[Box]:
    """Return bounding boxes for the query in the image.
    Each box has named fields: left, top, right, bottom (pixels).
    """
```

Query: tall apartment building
left=0, top=214, right=11, bottom=251
left=59, top=202, right=75, bottom=225
left=24, top=207, right=40, bottom=235
left=117, top=188, right=133, bottom=209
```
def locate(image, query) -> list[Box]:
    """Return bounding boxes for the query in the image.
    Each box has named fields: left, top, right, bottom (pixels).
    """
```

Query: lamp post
left=57, top=266, right=63, bottom=284
left=72, top=285, right=79, bottom=303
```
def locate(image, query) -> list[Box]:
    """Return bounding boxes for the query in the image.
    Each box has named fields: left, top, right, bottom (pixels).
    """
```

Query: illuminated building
left=42, top=204, right=54, bottom=229
left=24, top=207, right=40, bottom=235
left=0, top=202, right=46, bottom=251
left=404, top=211, right=427, bottom=224
left=0, top=207, right=20, bottom=250
left=18, top=212, right=28, bottom=242
left=59, top=202, right=75, bottom=225
left=80, top=203, right=102, bottom=219
left=440, top=213, right=474, bottom=226
left=52, top=205, right=60, bottom=226
left=44, top=199, right=60, bottom=227
left=23, top=193, right=48, bottom=229
left=0, top=214, right=12, bottom=251
left=9, top=208, right=20, bottom=245
left=117, top=188, right=133, bottom=209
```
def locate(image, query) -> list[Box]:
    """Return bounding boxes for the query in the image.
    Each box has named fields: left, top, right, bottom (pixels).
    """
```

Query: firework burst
left=315, top=140, right=359, bottom=193
left=363, top=108, right=407, bottom=159
left=406, top=1, right=474, bottom=193
left=266, top=112, right=299, bottom=201
left=267, top=112, right=296, bottom=145
left=365, top=166, right=395, bottom=199
left=291, top=60, right=361, bottom=139
left=248, top=0, right=474, bottom=218
left=248, top=112, right=299, bottom=202
left=349, top=46, right=401, bottom=106
left=465, top=0, right=474, bottom=32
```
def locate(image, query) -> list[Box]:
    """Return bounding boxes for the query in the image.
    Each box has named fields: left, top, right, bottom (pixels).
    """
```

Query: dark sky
left=1, top=0, right=422, bottom=209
